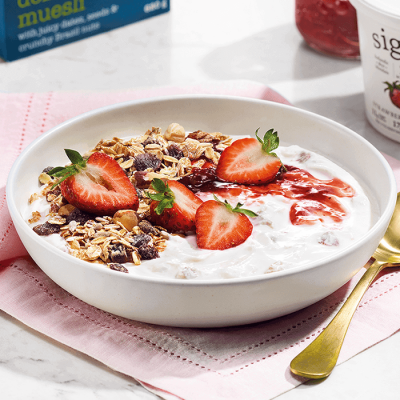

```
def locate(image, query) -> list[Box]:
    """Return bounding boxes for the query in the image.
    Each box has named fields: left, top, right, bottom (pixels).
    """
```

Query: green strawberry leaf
left=147, top=192, right=167, bottom=202
left=151, top=177, right=167, bottom=193
left=213, top=194, right=258, bottom=217
left=384, top=81, right=394, bottom=93
left=384, top=81, right=400, bottom=92
left=47, top=166, right=66, bottom=176
left=146, top=178, right=176, bottom=215
left=255, top=128, right=279, bottom=154
left=65, top=149, right=86, bottom=167
left=255, top=128, right=286, bottom=171
left=48, top=149, right=87, bottom=189
left=154, top=197, right=174, bottom=215
left=232, top=202, right=258, bottom=218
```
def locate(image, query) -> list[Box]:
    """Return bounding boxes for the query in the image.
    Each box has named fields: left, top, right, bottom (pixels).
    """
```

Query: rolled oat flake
left=350, top=0, right=400, bottom=141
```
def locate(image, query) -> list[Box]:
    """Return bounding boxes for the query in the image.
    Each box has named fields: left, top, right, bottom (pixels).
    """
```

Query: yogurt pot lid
left=351, top=0, right=400, bottom=18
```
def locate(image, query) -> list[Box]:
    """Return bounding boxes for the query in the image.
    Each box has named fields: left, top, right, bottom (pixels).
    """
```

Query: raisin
left=132, top=234, right=152, bottom=248
left=134, top=186, right=145, bottom=200
left=166, top=144, right=184, bottom=160
left=134, top=153, right=161, bottom=171
left=138, top=245, right=159, bottom=260
left=139, top=220, right=160, bottom=236
left=134, top=171, right=150, bottom=188
left=109, top=263, right=129, bottom=273
left=33, top=222, right=61, bottom=236
left=143, top=137, right=159, bottom=146
left=109, top=244, right=129, bottom=264
left=65, top=208, right=95, bottom=225
left=42, top=166, right=54, bottom=174
left=46, top=186, right=61, bottom=200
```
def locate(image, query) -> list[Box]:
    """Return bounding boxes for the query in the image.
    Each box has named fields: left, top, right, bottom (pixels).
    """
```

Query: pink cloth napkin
left=1, top=81, right=400, bottom=400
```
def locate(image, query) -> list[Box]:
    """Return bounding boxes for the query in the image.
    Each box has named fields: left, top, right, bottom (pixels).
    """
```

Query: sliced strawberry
left=195, top=196, right=257, bottom=250
left=191, top=158, right=216, bottom=169
left=201, top=161, right=216, bottom=169
left=216, top=128, right=283, bottom=185
left=147, top=179, right=203, bottom=233
left=49, top=150, right=139, bottom=215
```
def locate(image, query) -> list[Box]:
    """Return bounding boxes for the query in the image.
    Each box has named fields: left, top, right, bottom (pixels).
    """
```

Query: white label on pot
left=358, top=12, right=400, bottom=141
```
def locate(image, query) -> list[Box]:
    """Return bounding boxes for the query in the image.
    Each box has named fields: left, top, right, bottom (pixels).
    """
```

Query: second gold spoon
left=290, top=192, right=400, bottom=379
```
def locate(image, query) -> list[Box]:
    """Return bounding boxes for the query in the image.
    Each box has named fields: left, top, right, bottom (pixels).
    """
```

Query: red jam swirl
left=180, top=166, right=355, bottom=226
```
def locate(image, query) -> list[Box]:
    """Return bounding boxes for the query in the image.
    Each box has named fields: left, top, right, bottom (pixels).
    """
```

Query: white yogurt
left=25, top=145, right=371, bottom=281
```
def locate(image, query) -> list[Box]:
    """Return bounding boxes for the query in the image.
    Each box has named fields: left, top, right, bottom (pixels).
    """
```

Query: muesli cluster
left=28, top=124, right=232, bottom=273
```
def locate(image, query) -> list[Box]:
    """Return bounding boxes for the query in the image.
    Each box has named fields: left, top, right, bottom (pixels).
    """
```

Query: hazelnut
left=113, top=210, right=139, bottom=231
left=164, top=123, right=186, bottom=143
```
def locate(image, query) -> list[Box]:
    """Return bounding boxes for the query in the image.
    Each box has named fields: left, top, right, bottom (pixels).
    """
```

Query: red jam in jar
left=295, top=0, right=360, bottom=59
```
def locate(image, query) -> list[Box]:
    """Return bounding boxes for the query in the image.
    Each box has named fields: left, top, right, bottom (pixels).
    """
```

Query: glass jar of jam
left=295, top=0, right=360, bottom=59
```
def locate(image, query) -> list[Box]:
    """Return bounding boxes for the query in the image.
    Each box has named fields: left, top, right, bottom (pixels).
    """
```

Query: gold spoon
left=290, top=192, right=400, bottom=379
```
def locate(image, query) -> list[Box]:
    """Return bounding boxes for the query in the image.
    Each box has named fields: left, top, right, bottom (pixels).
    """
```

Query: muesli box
left=0, top=0, right=170, bottom=61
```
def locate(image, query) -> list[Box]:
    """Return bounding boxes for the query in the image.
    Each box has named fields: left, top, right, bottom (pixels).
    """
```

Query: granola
left=25, top=128, right=373, bottom=281
left=28, top=124, right=231, bottom=273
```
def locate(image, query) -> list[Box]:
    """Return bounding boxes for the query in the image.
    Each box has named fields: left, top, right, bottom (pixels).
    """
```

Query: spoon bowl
left=373, top=198, right=400, bottom=264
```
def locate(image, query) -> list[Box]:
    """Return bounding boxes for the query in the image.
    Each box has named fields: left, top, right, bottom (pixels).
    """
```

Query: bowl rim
left=6, top=94, right=398, bottom=287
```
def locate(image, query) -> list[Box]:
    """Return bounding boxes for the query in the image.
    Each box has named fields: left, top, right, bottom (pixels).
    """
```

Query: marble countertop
left=2, top=0, right=400, bottom=398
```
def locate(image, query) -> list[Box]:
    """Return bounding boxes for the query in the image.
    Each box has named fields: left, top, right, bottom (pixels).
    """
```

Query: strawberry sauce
left=180, top=166, right=355, bottom=226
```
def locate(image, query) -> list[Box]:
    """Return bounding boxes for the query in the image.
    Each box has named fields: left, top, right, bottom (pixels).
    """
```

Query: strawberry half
left=195, top=196, right=257, bottom=250
left=49, top=149, right=139, bottom=215
left=216, top=128, right=284, bottom=185
left=147, top=178, right=203, bottom=233
left=384, top=81, right=400, bottom=109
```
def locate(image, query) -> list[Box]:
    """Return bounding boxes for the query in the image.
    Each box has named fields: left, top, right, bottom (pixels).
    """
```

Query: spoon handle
left=290, top=260, right=385, bottom=379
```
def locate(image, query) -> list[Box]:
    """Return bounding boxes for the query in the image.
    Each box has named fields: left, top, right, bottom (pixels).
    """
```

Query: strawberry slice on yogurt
left=216, top=128, right=284, bottom=185
left=195, top=196, right=257, bottom=250
left=147, top=178, right=203, bottom=233
left=49, top=149, right=139, bottom=215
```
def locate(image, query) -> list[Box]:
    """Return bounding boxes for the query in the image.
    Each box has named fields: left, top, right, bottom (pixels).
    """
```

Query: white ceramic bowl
left=7, top=95, right=397, bottom=328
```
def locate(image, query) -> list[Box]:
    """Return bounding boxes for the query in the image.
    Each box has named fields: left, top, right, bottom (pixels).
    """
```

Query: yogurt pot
left=350, top=0, right=400, bottom=141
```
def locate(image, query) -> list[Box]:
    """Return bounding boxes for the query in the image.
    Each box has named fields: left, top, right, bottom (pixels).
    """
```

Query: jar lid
left=365, top=0, right=399, bottom=16
left=351, top=0, right=400, bottom=18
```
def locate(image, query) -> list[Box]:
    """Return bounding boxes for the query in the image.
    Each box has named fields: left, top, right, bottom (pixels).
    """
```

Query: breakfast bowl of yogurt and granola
left=7, top=95, right=397, bottom=327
